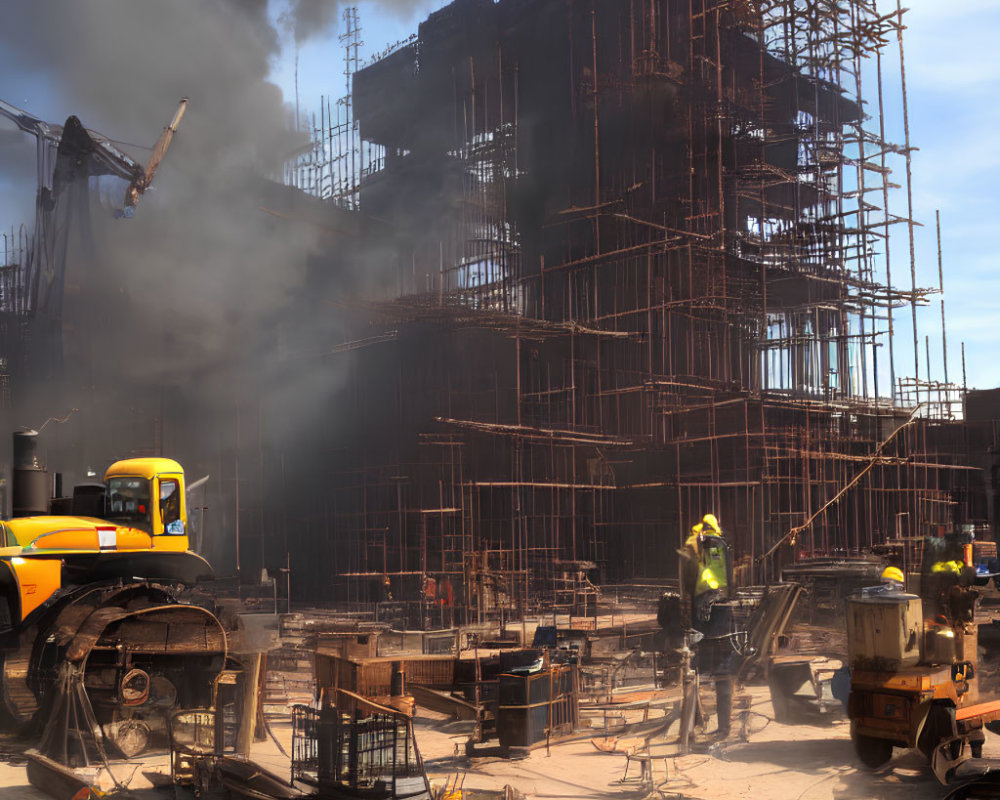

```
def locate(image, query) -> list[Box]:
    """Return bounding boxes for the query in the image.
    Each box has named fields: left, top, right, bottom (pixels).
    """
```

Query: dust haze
left=0, top=0, right=375, bottom=572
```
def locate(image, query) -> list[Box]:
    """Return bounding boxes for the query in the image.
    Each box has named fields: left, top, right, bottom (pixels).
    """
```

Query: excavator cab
left=104, top=458, right=189, bottom=549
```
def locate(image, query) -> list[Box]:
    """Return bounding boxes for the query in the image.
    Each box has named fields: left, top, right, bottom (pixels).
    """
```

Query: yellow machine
left=0, top=456, right=212, bottom=630
left=0, top=437, right=225, bottom=762
left=846, top=537, right=1000, bottom=782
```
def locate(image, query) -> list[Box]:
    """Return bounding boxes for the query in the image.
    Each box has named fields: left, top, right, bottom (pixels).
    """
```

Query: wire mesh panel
left=169, top=709, right=216, bottom=753
left=293, top=694, right=431, bottom=799
left=291, top=705, right=319, bottom=784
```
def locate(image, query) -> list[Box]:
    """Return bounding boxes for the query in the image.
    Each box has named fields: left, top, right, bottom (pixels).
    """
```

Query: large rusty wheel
left=918, top=702, right=959, bottom=761
left=852, top=724, right=893, bottom=769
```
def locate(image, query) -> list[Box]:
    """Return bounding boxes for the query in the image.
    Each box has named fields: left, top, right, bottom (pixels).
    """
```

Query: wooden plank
left=236, top=653, right=263, bottom=756
left=25, top=751, right=97, bottom=800
left=957, top=699, right=1000, bottom=722
left=408, top=683, right=479, bottom=720
left=335, top=688, right=410, bottom=720
left=254, top=652, right=268, bottom=742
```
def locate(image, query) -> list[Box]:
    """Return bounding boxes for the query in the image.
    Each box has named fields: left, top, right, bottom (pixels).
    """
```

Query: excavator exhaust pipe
left=12, top=430, right=49, bottom=518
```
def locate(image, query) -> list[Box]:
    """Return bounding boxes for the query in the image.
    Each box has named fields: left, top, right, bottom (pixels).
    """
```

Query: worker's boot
left=715, top=678, right=733, bottom=737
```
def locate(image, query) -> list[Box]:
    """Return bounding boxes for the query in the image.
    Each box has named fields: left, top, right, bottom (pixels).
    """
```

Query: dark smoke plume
left=282, top=0, right=343, bottom=43
left=0, top=0, right=344, bottom=385
left=0, top=0, right=354, bottom=572
left=0, top=0, right=299, bottom=168
left=0, top=131, right=36, bottom=229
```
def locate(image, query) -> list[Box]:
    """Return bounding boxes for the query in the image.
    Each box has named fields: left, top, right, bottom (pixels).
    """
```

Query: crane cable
left=759, top=402, right=926, bottom=562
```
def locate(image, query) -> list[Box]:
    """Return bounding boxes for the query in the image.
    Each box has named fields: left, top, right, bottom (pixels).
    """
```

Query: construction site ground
left=409, top=683, right=954, bottom=800
left=6, top=599, right=999, bottom=799
left=0, top=681, right=979, bottom=799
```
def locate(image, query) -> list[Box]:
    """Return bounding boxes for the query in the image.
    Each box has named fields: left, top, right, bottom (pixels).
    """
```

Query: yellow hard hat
left=701, top=513, right=720, bottom=533
left=881, top=566, right=904, bottom=584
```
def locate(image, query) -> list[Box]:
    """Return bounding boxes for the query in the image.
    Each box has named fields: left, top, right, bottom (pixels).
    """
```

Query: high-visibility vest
left=695, top=540, right=729, bottom=595
left=931, top=559, right=964, bottom=575
left=697, top=566, right=719, bottom=594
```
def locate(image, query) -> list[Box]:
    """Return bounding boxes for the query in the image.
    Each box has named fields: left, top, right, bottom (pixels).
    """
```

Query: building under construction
left=0, top=0, right=993, bottom=626
left=279, top=0, right=989, bottom=622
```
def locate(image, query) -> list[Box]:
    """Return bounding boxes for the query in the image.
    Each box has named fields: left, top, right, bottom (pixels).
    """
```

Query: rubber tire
left=918, top=702, right=959, bottom=761
left=854, top=734, right=893, bottom=769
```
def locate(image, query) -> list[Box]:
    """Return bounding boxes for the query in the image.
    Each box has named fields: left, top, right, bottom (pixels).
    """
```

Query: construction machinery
left=846, top=532, right=1000, bottom=782
left=0, top=95, right=189, bottom=218
left=0, top=429, right=227, bottom=763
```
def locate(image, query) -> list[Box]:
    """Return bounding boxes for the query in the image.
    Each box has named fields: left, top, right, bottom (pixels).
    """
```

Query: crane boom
left=123, top=97, right=189, bottom=212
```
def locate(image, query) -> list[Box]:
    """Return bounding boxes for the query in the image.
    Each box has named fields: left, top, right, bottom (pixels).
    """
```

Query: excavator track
left=0, top=627, right=38, bottom=725
left=0, top=580, right=226, bottom=760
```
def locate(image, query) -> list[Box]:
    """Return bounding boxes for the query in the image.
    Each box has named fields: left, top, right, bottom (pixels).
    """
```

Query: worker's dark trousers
left=715, top=677, right=733, bottom=736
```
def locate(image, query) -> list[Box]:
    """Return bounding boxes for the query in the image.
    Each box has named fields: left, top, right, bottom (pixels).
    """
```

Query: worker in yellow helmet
left=882, top=566, right=905, bottom=584
left=691, top=513, right=721, bottom=537
left=880, top=565, right=904, bottom=588
left=680, top=513, right=735, bottom=738
left=921, top=531, right=977, bottom=624
left=881, top=566, right=904, bottom=583
left=682, top=513, right=730, bottom=624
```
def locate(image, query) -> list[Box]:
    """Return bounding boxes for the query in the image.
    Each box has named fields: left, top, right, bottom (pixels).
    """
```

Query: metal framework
left=275, top=0, right=983, bottom=624
left=0, top=1, right=982, bottom=625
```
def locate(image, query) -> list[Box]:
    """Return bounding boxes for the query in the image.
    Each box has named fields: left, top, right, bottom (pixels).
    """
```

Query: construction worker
left=922, top=532, right=976, bottom=623
left=880, top=565, right=904, bottom=590
left=681, top=513, right=736, bottom=738
left=682, top=513, right=730, bottom=624
left=931, top=559, right=965, bottom=575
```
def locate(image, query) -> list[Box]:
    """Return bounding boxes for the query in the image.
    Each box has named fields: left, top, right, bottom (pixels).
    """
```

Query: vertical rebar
left=936, top=210, right=950, bottom=386
left=896, top=1, right=920, bottom=388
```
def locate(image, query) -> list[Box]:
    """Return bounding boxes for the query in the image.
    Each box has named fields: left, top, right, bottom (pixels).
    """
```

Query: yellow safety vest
left=697, top=566, right=719, bottom=594
left=695, top=541, right=728, bottom=595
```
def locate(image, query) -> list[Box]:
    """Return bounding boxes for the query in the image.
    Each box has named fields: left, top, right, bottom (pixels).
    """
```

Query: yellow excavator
left=0, top=455, right=213, bottom=625
left=0, top=431, right=226, bottom=761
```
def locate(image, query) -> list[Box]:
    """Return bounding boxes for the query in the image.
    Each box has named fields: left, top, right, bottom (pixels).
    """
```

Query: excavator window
left=105, top=477, right=152, bottom=531
left=160, top=479, right=182, bottom=534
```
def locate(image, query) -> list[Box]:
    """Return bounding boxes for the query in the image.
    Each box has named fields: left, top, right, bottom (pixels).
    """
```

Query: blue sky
left=1, top=0, right=998, bottom=393
left=894, top=1, right=1000, bottom=394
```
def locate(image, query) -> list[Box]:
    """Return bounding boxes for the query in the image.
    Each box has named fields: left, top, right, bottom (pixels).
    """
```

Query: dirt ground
left=0, top=682, right=973, bottom=800
left=411, top=683, right=956, bottom=800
